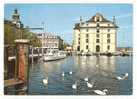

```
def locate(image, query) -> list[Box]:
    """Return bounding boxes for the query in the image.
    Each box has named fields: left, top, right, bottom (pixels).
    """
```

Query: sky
left=4, top=4, right=133, bottom=47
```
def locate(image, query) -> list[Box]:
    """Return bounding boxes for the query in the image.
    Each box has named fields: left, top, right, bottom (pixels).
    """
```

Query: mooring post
left=37, top=48, right=39, bottom=58
left=14, top=39, right=30, bottom=94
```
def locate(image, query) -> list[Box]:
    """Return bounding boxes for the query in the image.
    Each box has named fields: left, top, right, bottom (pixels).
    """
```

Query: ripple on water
left=28, top=56, right=132, bottom=95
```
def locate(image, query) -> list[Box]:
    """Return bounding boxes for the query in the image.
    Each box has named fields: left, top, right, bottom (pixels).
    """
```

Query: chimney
left=80, top=16, right=82, bottom=25
left=113, top=16, right=116, bottom=24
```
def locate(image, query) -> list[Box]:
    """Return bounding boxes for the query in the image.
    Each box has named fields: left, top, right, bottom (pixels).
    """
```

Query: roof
left=74, top=13, right=119, bottom=29
left=86, top=13, right=110, bottom=23
left=73, top=23, right=80, bottom=29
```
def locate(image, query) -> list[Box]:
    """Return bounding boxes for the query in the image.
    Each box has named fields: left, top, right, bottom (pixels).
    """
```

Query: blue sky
left=4, top=4, right=133, bottom=47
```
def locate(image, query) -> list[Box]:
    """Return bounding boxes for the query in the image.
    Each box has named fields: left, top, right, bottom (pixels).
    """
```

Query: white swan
left=62, top=72, right=65, bottom=77
left=43, top=77, right=48, bottom=85
left=116, top=76, right=124, bottom=80
left=69, top=71, right=72, bottom=75
left=93, top=89, right=108, bottom=95
left=84, top=77, right=89, bottom=82
left=21, top=86, right=27, bottom=91
left=72, top=82, right=77, bottom=89
left=87, top=82, right=94, bottom=88
left=116, top=73, right=129, bottom=80
left=123, top=73, right=128, bottom=79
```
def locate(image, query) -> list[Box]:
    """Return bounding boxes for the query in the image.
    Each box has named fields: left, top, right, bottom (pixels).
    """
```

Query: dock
left=4, top=78, right=24, bottom=87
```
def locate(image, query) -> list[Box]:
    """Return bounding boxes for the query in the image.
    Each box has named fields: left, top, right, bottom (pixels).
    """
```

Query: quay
left=4, top=79, right=24, bottom=87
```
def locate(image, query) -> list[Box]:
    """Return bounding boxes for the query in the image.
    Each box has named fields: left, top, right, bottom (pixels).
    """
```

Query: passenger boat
left=43, top=49, right=66, bottom=61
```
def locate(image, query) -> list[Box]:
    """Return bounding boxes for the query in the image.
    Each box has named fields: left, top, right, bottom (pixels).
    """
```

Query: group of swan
left=42, top=71, right=73, bottom=85
left=72, top=72, right=128, bottom=95
left=42, top=70, right=128, bottom=95
left=72, top=77, right=107, bottom=95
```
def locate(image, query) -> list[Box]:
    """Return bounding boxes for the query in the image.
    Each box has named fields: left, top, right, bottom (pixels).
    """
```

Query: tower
left=12, top=9, right=23, bottom=28
left=12, top=9, right=20, bottom=24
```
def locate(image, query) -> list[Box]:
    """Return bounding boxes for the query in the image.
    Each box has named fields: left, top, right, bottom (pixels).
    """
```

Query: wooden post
left=4, top=45, right=9, bottom=79
left=31, top=48, right=34, bottom=64
left=14, top=39, right=30, bottom=94
left=38, top=48, right=39, bottom=58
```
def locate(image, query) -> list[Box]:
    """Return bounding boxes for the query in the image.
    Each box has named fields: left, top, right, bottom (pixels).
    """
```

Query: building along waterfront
left=37, top=33, right=64, bottom=50
left=73, top=13, right=118, bottom=54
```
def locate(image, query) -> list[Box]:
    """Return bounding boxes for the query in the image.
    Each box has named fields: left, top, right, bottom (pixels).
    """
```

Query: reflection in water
left=28, top=56, right=132, bottom=95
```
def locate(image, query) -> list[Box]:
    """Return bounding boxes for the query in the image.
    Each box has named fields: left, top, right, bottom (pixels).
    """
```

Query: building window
left=97, top=23, right=100, bottom=27
left=86, top=39, right=89, bottom=43
left=107, top=45, right=110, bottom=50
left=108, top=29, right=110, bottom=32
left=86, top=34, right=89, bottom=38
left=107, top=34, right=110, bottom=38
left=86, top=29, right=89, bottom=32
left=78, top=37, right=80, bottom=40
left=81, top=23, right=84, bottom=25
left=96, top=39, right=100, bottom=43
left=97, top=29, right=100, bottom=33
left=97, top=17, right=100, bottom=22
left=107, top=39, right=110, bottom=43
left=78, top=41, right=80, bottom=44
left=96, top=34, right=100, bottom=38
left=86, top=23, right=88, bottom=26
left=77, top=46, right=80, bottom=51
left=86, top=45, right=89, bottom=49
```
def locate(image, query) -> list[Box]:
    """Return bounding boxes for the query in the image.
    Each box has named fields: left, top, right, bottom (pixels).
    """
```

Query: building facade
left=73, top=13, right=118, bottom=53
left=37, top=33, right=63, bottom=50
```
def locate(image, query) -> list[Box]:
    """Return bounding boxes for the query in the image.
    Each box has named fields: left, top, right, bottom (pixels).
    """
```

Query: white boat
left=43, top=49, right=66, bottom=61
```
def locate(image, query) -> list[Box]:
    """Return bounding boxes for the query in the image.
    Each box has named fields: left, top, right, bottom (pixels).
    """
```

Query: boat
left=43, top=49, right=66, bottom=61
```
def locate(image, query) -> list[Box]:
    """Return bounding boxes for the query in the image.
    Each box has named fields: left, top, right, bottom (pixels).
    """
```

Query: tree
left=4, top=20, right=42, bottom=47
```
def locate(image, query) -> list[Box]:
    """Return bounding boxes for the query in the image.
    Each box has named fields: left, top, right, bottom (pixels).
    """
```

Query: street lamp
left=41, top=22, right=45, bottom=57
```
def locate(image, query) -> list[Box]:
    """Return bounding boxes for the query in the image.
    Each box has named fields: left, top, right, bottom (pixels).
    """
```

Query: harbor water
left=28, top=56, right=132, bottom=95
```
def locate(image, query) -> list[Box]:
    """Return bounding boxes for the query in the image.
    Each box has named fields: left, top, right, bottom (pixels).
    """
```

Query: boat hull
left=43, top=55, right=66, bottom=61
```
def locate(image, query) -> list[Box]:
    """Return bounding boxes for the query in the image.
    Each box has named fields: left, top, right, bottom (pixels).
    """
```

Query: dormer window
left=97, top=17, right=100, bottom=22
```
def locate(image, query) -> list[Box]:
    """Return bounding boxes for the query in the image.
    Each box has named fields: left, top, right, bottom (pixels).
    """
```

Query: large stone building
left=73, top=13, right=118, bottom=53
left=37, top=33, right=63, bottom=50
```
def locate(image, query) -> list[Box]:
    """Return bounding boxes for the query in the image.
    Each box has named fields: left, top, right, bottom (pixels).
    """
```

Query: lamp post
left=41, top=22, right=45, bottom=57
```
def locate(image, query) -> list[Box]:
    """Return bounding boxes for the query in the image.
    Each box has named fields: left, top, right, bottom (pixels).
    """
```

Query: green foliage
left=4, top=20, right=42, bottom=47
left=62, top=42, right=70, bottom=50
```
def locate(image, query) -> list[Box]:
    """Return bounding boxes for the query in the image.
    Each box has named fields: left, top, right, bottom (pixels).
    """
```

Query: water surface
left=28, top=56, right=132, bottom=95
